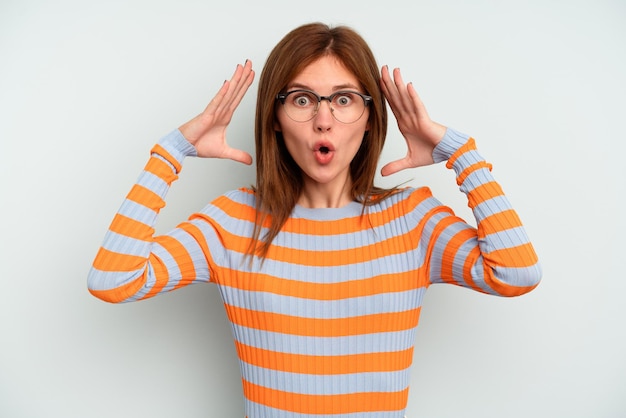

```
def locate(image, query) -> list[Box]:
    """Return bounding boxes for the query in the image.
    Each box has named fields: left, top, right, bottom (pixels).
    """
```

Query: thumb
left=380, top=158, right=411, bottom=177
left=223, top=147, right=253, bottom=165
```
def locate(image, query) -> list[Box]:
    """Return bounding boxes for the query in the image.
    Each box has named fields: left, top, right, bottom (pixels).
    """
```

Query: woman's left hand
left=379, top=65, right=447, bottom=176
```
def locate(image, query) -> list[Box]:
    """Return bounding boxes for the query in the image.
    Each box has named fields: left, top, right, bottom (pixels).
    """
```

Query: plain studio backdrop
left=1, top=0, right=624, bottom=417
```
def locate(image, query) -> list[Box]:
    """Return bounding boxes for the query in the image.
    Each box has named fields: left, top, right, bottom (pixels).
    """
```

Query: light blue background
left=1, top=0, right=624, bottom=416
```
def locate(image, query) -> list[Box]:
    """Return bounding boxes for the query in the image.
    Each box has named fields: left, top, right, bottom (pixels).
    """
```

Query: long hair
left=250, top=22, right=393, bottom=259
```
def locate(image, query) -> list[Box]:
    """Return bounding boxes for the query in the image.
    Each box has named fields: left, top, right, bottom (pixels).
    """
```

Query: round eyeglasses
left=276, top=89, right=372, bottom=124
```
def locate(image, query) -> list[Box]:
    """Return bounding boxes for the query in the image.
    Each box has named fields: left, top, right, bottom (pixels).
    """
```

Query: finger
left=220, top=63, right=245, bottom=106
left=223, top=146, right=253, bottom=165
left=380, top=157, right=412, bottom=177
left=224, top=61, right=255, bottom=113
left=382, top=66, right=407, bottom=98
left=230, top=64, right=255, bottom=111
left=392, top=68, right=418, bottom=113
left=231, top=61, right=254, bottom=96
left=382, top=66, right=416, bottom=120
left=380, top=65, right=396, bottom=90
left=406, top=82, right=428, bottom=118
left=380, top=64, right=391, bottom=88
left=380, top=66, right=406, bottom=120
left=203, top=79, right=231, bottom=114
left=380, top=65, right=399, bottom=103
left=205, top=62, right=253, bottom=122
left=392, top=67, right=407, bottom=90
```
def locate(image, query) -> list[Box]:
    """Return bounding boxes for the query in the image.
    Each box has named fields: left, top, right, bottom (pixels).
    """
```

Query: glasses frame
left=276, top=89, right=373, bottom=124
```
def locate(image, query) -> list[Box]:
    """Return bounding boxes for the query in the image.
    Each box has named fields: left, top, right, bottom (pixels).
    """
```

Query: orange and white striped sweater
left=88, top=128, right=541, bottom=418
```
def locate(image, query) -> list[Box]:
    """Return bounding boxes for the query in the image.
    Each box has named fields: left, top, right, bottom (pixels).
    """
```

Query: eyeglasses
left=276, top=89, right=372, bottom=124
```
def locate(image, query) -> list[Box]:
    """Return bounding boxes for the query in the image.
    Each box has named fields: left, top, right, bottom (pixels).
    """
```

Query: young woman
left=88, top=22, right=541, bottom=418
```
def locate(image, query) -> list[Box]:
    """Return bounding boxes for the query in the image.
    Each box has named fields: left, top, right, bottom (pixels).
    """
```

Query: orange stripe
left=482, top=267, right=539, bottom=297
left=456, top=161, right=492, bottom=185
left=151, top=143, right=182, bottom=174
left=235, top=341, right=413, bottom=374
left=144, top=155, right=179, bottom=183
left=478, top=209, right=523, bottom=238
left=154, top=235, right=197, bottom=291
left=127, top=184, right=165, bottom=210
left=109, top=214, right=154, bottom=241
left=462, top=246, right=482, bottom=291
left=88, top=274, right=146, bottom=303
left=225, top=305, right=420, bottom=337
left=208, top=187, right=434, bottom=236
left=243, top=380, right=408, bottom=414
left=178, top=222, right=218, bottom=282
left=92, top=247, right=147, bottom=272
left=467, top=181, right=504, bottom=209
left=440, top=227, right=477, bottom=284
left=264, top=230, right=416, bottom=266
left=446, top=137, right=476, bottom=169
left=219, top=268, right=427, bottom=300
left=423, top=211, right=461, bottom=282
left=205, top=194, right=271, bottom=228
left=484, top=242, right=539, bottom=269
left=289, top=187, right=431, bottom=235
left=139, top=254, right=170, bottom=300
left=194, top=217, right=421, bottom=267
left=190, top=212, right=268, bottom=244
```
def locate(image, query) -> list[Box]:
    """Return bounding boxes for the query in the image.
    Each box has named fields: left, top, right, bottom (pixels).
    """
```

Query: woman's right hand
left=179, top=60, right=255, bottom=164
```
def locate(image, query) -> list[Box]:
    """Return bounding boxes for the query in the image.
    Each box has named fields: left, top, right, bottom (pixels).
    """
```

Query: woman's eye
left=336, top=95, right=352, bottom=106
left=294, top=95, right=312, bottom=106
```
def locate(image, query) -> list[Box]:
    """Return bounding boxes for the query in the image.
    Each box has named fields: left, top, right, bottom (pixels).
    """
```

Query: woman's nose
left=314, top=100, right=334, bottom=129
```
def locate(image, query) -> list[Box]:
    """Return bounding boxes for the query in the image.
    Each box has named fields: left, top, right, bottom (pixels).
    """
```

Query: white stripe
left=230, top=324, right=418, bottom=356
left=221, top=286, right=425, bottom=319
left=240, top=361, right=411, bottom=394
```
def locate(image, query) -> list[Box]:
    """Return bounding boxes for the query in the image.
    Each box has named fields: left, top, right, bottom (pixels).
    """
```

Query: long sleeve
left=87, top=129, right=212, bottom=303
left=424, top=128, right=542, bottom=296
left=86, top=125, right=542, bottom=417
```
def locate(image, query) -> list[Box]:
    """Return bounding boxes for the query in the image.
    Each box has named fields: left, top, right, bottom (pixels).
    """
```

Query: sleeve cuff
left=155, top=129, right=198, bottom=164
left=432, top=128, right=471, bottom=163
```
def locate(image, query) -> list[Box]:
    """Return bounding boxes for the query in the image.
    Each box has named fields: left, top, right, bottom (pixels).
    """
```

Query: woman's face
left=275, top=55, right=370, bottom=200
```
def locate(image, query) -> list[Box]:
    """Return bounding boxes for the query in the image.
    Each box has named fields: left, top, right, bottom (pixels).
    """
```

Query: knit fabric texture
left=88, top=128, right=541, bottom=417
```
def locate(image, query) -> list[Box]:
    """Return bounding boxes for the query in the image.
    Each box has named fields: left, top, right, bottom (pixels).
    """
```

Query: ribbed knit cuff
left=432, top=128, right=471, bottom=163
left=157, top=129, right=198, bottom=164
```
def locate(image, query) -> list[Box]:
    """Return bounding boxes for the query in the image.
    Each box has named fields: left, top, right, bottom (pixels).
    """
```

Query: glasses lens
left=282, top=90, right=367, bottom=123
left=283, top=91, right=319, bottom=122
left=330, top=92, right=366, bottom=124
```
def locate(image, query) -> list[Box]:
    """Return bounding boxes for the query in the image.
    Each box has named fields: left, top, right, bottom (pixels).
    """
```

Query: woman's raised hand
left=179, top=60, right=255, bottom=164
left=379, top=65, right=447, bottom=176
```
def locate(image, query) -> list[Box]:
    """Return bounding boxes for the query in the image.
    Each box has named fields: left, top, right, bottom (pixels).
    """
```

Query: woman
left=88, top=22, right=541, bottom=418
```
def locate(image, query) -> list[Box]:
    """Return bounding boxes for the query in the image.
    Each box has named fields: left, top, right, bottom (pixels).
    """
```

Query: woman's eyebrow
left=286, top=82, right=361, bottom=91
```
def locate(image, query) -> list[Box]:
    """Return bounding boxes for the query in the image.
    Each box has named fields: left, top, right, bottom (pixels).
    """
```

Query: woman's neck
left=297, top=177, right=353, bottom=209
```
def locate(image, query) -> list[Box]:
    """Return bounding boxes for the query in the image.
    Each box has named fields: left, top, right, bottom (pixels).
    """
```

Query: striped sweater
left=88, top=128, right=541, bottom=418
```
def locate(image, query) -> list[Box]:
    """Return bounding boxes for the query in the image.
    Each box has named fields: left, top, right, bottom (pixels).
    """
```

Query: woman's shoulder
left=370, top=186, right=434, bottom=208
left=358, top=186, right=437, bottom=224
left=197, top=187, right=257, bottom=220
left=221, top=187, right=256, bottom=203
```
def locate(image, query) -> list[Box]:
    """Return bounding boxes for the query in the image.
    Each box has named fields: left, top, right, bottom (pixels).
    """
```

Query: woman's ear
left=274, top=120, right=282, bottom=132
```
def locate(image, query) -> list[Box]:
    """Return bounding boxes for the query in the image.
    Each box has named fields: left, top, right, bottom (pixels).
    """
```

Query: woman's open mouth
left=314, top=142, right=335, bottom=164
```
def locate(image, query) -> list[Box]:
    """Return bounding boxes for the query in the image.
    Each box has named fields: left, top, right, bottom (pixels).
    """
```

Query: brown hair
left=250, top=22, right=393, bottom=258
